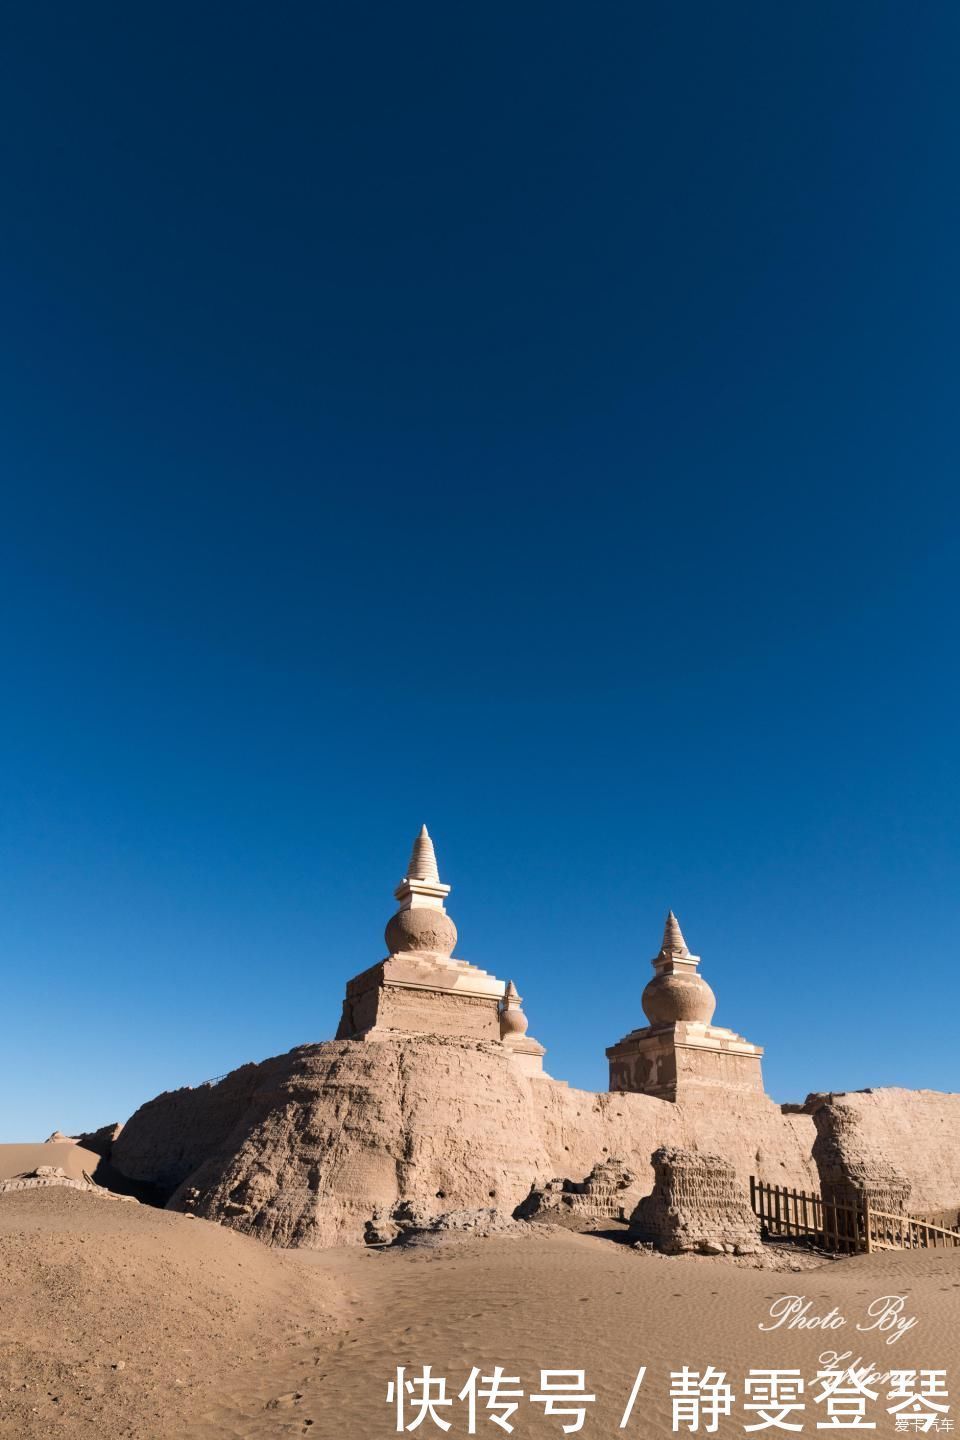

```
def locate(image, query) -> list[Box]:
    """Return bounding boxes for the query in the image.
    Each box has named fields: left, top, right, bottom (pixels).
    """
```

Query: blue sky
left=1, top=4, right=958, bottom=1140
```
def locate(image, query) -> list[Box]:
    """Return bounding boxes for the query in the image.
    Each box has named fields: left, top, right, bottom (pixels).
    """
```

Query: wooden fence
left=750, top=1178, right=960, bottom=1255
left=866, top=1206, right=960, bottom=1252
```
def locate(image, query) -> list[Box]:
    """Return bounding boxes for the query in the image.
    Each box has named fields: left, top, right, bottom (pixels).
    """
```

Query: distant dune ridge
left=0, top=1142, right=103, bottom=1184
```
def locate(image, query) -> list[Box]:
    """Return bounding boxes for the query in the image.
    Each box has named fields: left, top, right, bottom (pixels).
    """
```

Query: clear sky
left=1, top=4, right=957, bottom=1141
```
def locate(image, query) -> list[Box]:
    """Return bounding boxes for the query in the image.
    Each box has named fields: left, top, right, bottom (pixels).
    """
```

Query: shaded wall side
left=111, top=1060, right=270, bottom=1194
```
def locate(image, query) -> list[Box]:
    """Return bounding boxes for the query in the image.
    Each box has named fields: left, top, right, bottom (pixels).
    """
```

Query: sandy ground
left=0, top=1190, right=340, bottom=1439
left=1, top=1191, right=958, bottom=1439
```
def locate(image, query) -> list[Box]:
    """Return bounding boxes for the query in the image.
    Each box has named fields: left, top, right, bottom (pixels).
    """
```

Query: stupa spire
left=405, top=824, right=440, bottom=884
left=659, top=910, right=691, bottom=960
left=394, top=824, right=449, bottom=906
left=643, top=910, right=715, bottom=1027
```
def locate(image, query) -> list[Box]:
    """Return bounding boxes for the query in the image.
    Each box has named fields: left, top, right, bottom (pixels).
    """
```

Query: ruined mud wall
left=112, top=1060, right=268, bottom=1194
left=113, top=1036, right=818, bottom=1247
left=807, top=1089, right=960, bottom=1215
left=629, top=1147, right=761, bottom=1255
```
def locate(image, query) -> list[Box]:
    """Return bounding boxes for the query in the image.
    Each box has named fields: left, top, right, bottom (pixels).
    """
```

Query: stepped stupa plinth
left=606, top=911, right=763, bottom=1099
left=336, top=826, right=546, bottom=1072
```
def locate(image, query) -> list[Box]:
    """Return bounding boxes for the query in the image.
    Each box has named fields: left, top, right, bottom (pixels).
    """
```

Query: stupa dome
left=640, top=911, right=717, bottom=1025
left=385, top=906, right=457, bottom=956
left=642, top=970, right=716, bottom=1024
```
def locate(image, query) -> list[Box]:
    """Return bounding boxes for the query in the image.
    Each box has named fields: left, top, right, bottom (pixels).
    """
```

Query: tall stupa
left=605, top=912, right=763, bottom=1099
left=336, top=826, right=546, bottom=1073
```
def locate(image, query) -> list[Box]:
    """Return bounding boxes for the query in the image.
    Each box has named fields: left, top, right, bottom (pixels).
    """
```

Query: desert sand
left=2, top=1188, right=958, bottom=1440
left=0, top=1143, right=103, bottom=1184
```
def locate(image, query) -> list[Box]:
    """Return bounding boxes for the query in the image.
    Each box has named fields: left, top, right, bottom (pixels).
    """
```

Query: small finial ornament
left=498, top=978, right=546, bottom=1071
left=500, top=979, right=530, bottom=1039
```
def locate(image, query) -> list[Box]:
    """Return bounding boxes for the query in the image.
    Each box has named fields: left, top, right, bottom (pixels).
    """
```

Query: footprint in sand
left=266, top=1391, right=304, bottom=1409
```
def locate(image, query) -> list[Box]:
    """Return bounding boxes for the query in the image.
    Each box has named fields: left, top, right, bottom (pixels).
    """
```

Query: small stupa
left=336, top=827, right=544, bottom=1072
left=499, top=980, right=546, bottom=1076
left=606, top=912, right=763, bottom=1099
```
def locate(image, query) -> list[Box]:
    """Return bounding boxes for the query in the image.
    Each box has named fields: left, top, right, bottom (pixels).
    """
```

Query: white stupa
left=606, top=911, right=763, bottom=1099
left=336, top=826, right=546, bottom=1074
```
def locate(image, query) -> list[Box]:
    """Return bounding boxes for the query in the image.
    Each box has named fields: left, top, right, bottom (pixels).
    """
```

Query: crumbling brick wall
left=629, top=1146, right=761, bottom=1255
left=516, top=1157, right=640, bottom=1221
left=812, top=1102, right=912, bottom=1214
left=796, top=1088, right=960, bottom=1213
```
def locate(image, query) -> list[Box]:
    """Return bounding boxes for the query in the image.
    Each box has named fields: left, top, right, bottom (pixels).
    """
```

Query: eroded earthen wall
left=516, top=1157, right=642, bottom=1221
left=629, top=1146, right=761, bottom=1254
left=807, top=1089, right=960, bottom=1215
left=111, top=1060, right=268, bottom=1194
left=113, top=1035, right=819, bottom=1246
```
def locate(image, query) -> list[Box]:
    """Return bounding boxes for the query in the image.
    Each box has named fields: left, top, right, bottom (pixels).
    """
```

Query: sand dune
left=0, top=1189, right=340, bottom=1439
left=0, top=1142, right=102, bottom=1183
left=1, top=1190, right=958, bottom=1438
